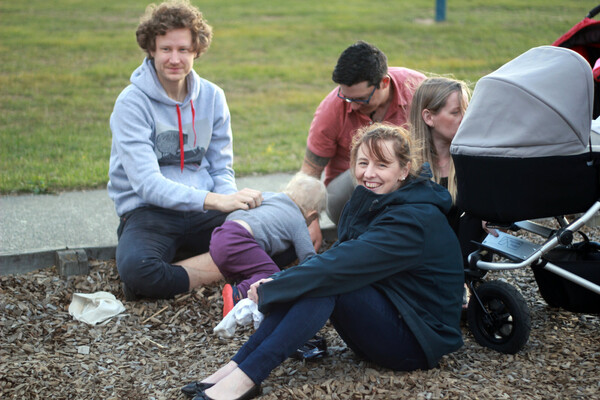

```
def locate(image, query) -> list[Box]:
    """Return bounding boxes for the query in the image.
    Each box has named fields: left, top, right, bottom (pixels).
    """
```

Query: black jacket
left=258, top=171, right=464, bottom=368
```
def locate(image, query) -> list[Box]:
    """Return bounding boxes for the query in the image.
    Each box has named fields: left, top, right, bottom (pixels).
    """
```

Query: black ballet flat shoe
left=193, top=384, right=261, bottom=400
left=181, top=381, right=215, bottom=397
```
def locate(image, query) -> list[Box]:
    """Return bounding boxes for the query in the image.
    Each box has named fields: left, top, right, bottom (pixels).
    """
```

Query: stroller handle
left=587, top=5, right=600, bottom=19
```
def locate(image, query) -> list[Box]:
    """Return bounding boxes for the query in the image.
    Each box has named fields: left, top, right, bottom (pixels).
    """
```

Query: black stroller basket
left=534, top=238, right=600, bottom=314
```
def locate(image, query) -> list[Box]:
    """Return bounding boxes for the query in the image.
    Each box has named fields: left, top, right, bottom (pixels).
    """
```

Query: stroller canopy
left=451, top=46, right=593, bottom=158
left=553, top=6, right=600, bottom=72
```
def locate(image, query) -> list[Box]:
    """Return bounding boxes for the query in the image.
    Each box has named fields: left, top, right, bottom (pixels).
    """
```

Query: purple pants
left=209, top=221, right=280, bottom=297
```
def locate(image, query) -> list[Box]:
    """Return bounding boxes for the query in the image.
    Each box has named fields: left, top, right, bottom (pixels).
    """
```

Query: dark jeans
left=232, top=285, right=428, bottom=385
left=116, top=206, right=226, bottom=299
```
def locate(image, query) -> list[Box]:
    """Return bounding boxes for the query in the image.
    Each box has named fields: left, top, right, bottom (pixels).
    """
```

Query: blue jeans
left=232, top=286, right=428, bottom=385
left=116, top=206, right=226, bottom=298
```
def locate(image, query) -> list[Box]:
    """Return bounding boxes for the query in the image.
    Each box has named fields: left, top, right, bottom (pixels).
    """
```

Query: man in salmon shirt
left=301, top=41, right=426, bottom=249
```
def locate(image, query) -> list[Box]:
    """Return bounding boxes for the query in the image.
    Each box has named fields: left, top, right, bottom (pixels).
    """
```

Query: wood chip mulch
left=1, top=223, right=599, bottom=399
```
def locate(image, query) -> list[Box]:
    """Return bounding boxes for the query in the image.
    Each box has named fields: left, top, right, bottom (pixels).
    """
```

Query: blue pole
left=435, top=0, right=446, bottom=22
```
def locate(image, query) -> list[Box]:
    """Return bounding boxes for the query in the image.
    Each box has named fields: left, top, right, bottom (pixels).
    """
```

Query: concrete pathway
left=0, top=173, right=334, bottom=275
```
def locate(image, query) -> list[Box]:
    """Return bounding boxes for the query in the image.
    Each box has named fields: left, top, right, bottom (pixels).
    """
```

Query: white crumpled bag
left=68, top=291, right=126, bottom=325
left=213, top=298, right=264, bottom=338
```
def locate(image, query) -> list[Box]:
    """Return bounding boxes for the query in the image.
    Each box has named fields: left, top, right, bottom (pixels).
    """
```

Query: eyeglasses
left=337, top=85, right=377, bottom=104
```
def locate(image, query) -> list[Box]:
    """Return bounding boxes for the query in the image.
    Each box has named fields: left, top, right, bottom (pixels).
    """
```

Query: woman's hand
left=248, top=278, right=273, bottom=304
left=482, top=220, right=499, bottom=237
left=308, top=219, right=323, bottom=252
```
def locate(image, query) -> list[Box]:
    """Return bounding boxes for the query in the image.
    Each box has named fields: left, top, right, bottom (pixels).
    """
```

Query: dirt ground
left=1, top=226, right=599, bottom=399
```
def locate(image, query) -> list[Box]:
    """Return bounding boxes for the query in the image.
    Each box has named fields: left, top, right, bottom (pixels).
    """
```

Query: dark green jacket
left=258, top=172, right=464, bottom=368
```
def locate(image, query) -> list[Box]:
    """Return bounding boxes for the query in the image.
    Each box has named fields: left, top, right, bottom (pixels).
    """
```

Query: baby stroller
left=553, top=5, right=600, bottom=118
left=450, top=45, right=600, bottom=354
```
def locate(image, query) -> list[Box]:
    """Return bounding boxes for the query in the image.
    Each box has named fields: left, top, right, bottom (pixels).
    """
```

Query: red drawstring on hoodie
left=175, top=102, right=197, bottom=172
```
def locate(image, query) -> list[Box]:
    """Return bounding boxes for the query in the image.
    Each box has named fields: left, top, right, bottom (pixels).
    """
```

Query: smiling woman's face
left=354, top=140, right=408, bottom=195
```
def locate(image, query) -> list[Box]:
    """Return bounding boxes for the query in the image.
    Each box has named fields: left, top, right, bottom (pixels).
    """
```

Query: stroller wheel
left=467, top=280, right=531, bottom=354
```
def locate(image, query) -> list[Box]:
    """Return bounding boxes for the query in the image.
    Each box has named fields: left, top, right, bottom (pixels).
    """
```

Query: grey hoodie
left=108, top=58, right=237, bottom=216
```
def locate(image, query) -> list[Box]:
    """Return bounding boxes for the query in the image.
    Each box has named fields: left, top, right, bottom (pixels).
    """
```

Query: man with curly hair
left=301, top=41, right=426, bottom=249
left=108, top=0, right=263, bottom=300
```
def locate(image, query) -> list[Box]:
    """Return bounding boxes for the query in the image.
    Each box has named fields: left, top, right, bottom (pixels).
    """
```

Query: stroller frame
left=464, top=201, right=600, bottom=354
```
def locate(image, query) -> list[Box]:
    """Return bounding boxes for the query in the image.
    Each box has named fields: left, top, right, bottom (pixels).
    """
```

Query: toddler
left=209, top=172, right=327, bottom=316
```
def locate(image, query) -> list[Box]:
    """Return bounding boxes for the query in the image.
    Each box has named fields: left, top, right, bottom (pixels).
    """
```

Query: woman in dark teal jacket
left=185, top=123, right=464, bottom=400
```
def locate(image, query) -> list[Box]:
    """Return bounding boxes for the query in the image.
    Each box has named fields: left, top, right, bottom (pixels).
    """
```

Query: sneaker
left=222, top=284, right=242, bottom=317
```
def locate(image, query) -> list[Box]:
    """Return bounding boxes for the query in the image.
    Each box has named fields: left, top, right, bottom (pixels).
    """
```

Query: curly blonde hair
left=136, top=0, right=213, bottom=59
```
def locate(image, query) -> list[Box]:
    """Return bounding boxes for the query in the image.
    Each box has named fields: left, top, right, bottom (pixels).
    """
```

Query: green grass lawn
left=0, top=0, right=592, bottom=193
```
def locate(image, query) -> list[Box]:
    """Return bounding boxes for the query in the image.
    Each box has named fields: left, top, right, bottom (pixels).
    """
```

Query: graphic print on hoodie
left=153, top=120, right=208, bottom=166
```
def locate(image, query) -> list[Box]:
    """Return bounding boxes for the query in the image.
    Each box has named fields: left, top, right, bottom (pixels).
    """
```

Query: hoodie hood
left=383, top=163, right=451, bottom=213
left=129, top=58, right=202, bottom=171
left=337, top=163, right=452, bottom=242
left=130, top=58, right=201, bottom=106
left=348, top=163, right=451, bottom=216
